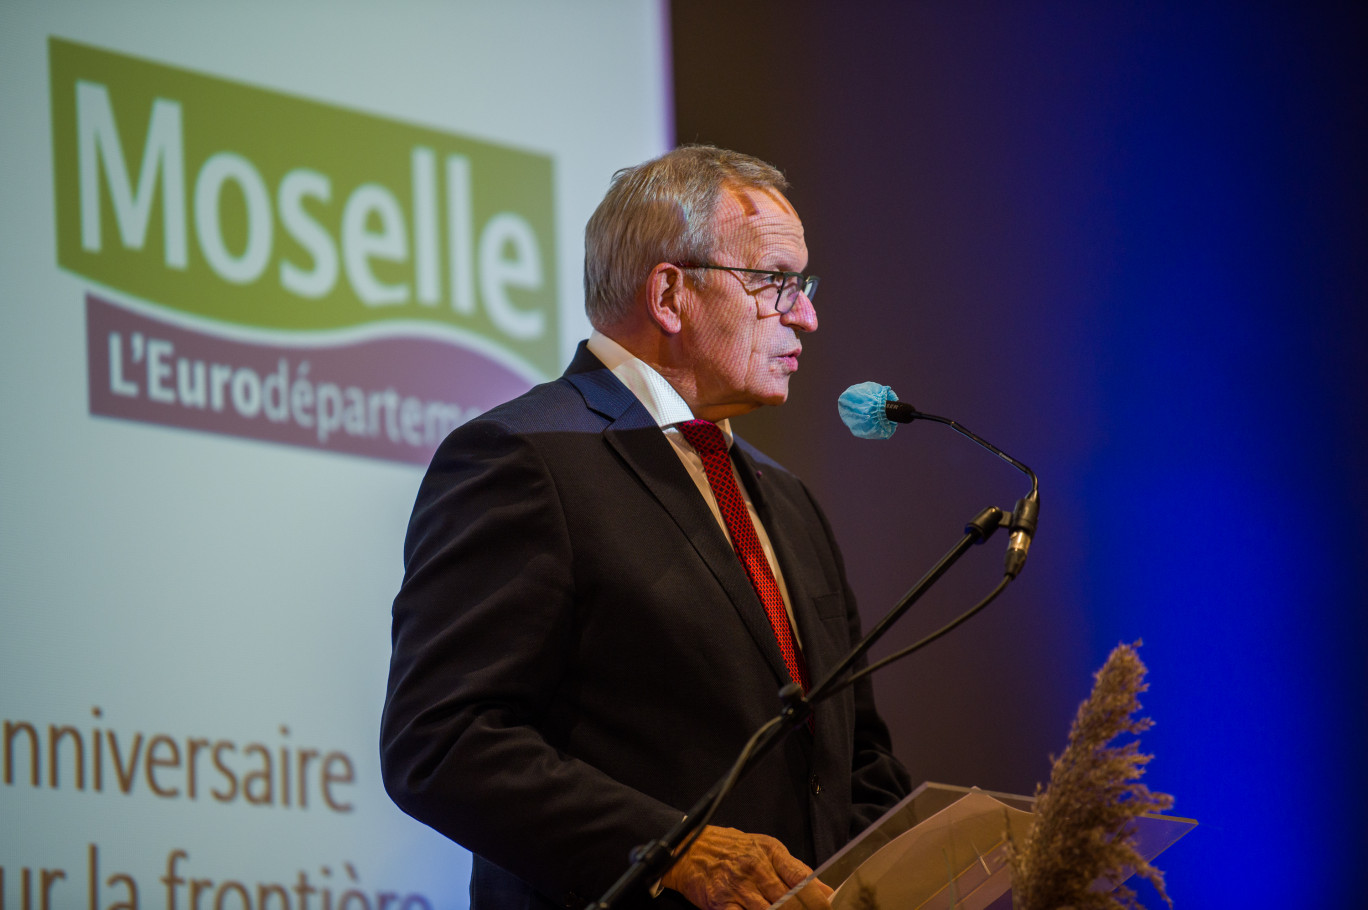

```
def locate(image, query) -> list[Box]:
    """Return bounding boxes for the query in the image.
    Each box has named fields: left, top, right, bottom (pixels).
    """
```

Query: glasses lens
left=776, top=274, right=818, bottom=313
left=774, top=273, right=798, bottom=314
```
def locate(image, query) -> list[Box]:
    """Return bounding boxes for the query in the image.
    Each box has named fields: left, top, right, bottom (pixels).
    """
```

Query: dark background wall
left=671, top=2, right=1367, bottom=904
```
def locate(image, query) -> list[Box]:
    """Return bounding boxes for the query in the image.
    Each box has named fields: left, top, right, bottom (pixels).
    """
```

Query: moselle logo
left=50, top=37, right=557, bottom=465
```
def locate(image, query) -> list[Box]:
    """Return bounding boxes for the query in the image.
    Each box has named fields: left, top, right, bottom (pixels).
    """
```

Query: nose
left=781, top=291, right=818, bottom=332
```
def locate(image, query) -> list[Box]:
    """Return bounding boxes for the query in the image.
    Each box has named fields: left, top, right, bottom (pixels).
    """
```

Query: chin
left=755, top=386, right=790, bottom=407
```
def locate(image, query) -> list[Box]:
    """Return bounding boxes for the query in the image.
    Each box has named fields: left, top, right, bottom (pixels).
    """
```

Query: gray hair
left=583, top=145, right=789, bottom=330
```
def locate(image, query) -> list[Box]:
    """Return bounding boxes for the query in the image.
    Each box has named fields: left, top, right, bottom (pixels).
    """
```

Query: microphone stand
left=589, top=505, right=1012, bottom=910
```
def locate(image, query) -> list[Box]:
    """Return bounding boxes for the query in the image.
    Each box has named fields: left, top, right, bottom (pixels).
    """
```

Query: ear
left=644, top=263, right=687, bottom=335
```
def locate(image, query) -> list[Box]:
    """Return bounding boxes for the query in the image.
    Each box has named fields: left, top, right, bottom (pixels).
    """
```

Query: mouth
left=777, top=348, right=802, bottom=371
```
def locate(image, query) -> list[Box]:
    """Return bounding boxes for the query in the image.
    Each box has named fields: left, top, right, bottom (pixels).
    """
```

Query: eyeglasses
left=674, top=263, right=820, bottom=315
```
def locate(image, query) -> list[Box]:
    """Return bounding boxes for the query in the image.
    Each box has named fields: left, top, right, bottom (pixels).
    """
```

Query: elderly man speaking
left=381, top=146, right=910, bottom=910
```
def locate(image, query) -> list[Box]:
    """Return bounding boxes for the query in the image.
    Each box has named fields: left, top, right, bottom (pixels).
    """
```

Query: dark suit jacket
left=381, top=344, right=909, bottom=910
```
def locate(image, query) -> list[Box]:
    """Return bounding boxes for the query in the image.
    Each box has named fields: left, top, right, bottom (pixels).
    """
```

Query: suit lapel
left=736, top=447, right=861, bottom=769
left=563, top=349, right=797, bottom=689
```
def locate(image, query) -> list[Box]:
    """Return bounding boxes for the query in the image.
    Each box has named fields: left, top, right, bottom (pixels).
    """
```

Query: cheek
left=737, top=330, right=769, bottom=378
left=715, top=342, right=752, bottom=382
left=699, top=323, right=751, bottom=376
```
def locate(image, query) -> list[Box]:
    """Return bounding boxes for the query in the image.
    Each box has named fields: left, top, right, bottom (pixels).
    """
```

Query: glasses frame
left=673, top=263, right=819, bottom=315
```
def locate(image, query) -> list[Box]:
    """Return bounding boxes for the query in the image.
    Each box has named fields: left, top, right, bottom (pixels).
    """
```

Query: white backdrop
left=0, top=2, right=669, bottom=907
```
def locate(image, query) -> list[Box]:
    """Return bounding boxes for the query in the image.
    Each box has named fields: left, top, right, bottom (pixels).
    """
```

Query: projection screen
left=0, top=3, right=669, bottom=907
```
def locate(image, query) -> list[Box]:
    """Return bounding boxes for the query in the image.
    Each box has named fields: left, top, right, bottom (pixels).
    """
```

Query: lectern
left=772, top=782, right=1197, bottom=910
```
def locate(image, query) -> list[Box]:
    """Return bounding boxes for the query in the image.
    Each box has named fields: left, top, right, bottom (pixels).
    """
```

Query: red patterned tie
left=678, top=419, right=808, bottom=692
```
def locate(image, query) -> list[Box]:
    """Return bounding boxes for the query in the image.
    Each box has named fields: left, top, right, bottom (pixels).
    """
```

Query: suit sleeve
left=845, top=596, right=915, bottom=833
left=803, top=483, right=913, bottom=834
left=380, top=417, right=684, bottom=905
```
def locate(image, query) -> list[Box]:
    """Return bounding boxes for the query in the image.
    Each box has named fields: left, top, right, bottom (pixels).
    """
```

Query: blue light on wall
left=1075, top=6, right=1367, bottom=902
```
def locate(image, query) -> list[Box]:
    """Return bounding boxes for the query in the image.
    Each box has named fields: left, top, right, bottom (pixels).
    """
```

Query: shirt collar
left=587, top=330, right=734, bottom=445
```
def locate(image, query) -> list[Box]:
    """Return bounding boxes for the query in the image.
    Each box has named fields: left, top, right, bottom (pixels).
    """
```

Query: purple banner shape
left=86, top=293, right=538, bottom=465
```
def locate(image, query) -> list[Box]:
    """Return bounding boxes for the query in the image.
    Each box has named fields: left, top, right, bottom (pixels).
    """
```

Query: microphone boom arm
left=884, top=401, right=1038, bottom=499
left=882, top=400, right=1039, bottom=578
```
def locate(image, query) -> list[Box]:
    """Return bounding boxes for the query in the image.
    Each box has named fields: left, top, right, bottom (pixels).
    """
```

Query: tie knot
left=678, top=419, right=727, bottom=456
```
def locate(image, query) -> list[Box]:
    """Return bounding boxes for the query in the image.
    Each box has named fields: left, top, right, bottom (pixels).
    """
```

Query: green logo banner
left=50, top=37, right=559, bottom=378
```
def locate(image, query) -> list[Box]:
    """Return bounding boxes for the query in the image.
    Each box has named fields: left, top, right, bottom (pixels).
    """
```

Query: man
left=381, top=146, right=909, bottom=910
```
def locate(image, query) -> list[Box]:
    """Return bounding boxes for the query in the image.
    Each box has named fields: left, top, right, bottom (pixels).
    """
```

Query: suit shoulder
left=475, top=377, right=594, bottom=433
left=431, top=376, right=604, bottom=458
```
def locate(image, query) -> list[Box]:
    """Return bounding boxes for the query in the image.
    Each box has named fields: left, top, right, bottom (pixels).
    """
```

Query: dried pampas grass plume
left=1009, top=641, right=1175, bottom=910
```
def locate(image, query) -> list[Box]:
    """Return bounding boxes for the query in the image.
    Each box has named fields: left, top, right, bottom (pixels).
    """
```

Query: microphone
left=836, top=382, right=907, bottom=438
left=838, top=381, right=1039, bottom=578
left=1004, top=492, right=1038, bottom=578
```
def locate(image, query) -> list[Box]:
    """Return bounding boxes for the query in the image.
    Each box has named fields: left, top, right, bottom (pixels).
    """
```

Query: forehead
left=711, top=185, right=807, bottom=267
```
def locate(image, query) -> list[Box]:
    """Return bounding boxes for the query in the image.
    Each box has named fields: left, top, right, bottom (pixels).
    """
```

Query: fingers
left=761, top=838, right=832, bottom=910
left=757, top=840, right=829, bottom=910
left=782, top=876, right=834, bottom=910
left=662, top=826, right=833, bottom=910
left=758, top=837, right=818, bottom=890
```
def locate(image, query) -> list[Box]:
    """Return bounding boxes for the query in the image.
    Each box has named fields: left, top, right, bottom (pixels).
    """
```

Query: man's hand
left=661, top=825, right=835, bottom=910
